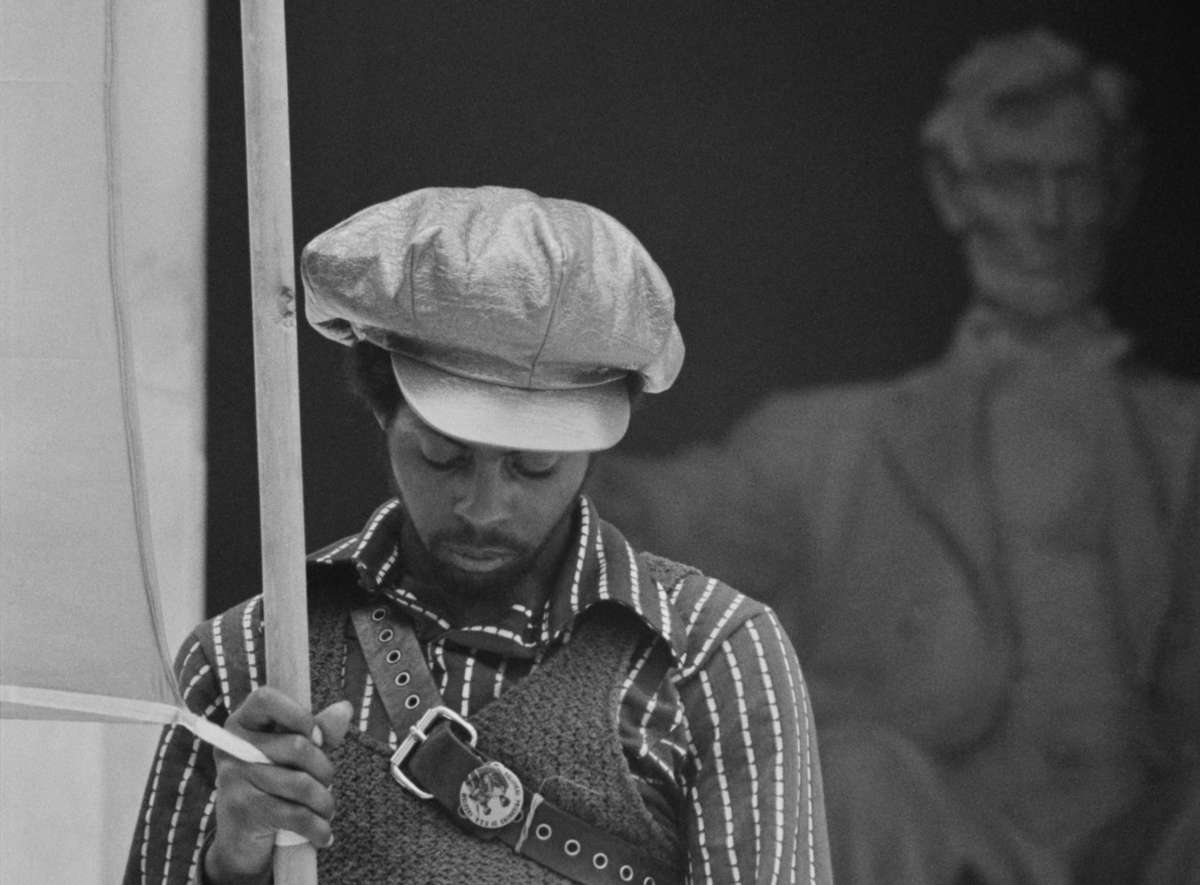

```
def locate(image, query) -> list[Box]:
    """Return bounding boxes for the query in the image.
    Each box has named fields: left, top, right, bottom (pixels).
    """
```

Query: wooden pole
left=239, top=2, right=316, bottom=882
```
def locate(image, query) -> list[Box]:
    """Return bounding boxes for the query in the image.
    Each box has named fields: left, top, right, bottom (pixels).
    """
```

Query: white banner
left=0, top=0, right=207, bottom=879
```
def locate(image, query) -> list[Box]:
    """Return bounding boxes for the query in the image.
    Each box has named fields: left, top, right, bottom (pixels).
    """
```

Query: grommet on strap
left=510, top=785, right=683, bottom=884
left=352, top=607, right=442, bottom=739
left=514, top=792, right=546, bottom=854
left=353, top=608, right=686, bottom=885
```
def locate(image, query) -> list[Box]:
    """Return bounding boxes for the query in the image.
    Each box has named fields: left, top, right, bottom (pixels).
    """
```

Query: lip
left=439, top=545, right=517, bottom=572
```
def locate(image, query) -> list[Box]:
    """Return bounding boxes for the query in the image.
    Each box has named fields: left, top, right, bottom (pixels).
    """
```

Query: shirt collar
left=308, top=496, right=687, bottom=662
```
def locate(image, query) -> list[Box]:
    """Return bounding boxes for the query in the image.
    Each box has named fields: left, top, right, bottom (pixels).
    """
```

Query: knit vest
left=306, top=585, right=684, bottom=883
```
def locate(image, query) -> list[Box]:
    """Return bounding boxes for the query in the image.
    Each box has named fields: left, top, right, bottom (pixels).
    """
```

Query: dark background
left=206, top=1, right=1199, bottom=614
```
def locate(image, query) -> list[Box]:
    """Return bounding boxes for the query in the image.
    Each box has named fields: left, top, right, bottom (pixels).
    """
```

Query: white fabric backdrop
left=0, top=0, right=206, bottom=880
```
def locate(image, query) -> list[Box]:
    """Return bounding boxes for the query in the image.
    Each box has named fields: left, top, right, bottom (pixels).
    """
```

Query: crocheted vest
left=306, top=580, right=683, bottom=883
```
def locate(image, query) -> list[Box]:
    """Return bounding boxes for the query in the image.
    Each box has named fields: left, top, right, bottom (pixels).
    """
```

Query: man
left=124, top=186, right=832, bottom=884
left=587, top=29, right=1199, bottom=884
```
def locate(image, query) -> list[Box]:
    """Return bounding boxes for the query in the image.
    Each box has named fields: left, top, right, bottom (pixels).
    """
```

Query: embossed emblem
left=458, top=760, right=524, bottom=829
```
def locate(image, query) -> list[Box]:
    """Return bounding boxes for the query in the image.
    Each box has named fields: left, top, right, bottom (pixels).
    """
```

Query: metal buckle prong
left=389, top=704, right=479, bottom=799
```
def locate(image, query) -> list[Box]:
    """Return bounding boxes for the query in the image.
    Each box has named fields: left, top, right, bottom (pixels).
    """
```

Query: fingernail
left=323, top=833, right=335, bottom=848
left=312, top=725, right=324, bottom=747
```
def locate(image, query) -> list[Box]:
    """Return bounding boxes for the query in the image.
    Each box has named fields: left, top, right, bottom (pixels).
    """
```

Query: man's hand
left=203, top=689, right=354, bottom=884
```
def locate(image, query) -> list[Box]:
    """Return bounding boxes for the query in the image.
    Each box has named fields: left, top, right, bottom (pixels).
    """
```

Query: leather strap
left=352, top=602, right=444, bottom=734
left=408, top=723, right=680, bottom=884
left=350, top=605, right=681, bottom=885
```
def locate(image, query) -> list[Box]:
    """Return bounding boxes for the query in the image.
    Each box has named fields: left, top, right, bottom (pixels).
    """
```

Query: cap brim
left=390, top=353, right=630, bottom=452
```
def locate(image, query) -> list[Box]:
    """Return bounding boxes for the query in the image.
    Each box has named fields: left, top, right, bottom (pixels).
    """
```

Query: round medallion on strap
left=458, top=760, right=524, bottom=829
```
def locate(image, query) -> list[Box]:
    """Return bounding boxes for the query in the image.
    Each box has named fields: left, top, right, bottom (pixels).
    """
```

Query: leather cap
left=302, top=186, right=684, bottom=451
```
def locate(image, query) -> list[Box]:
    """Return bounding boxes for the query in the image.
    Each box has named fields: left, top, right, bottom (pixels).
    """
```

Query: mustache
left=428, top=525, right=526, bottom=553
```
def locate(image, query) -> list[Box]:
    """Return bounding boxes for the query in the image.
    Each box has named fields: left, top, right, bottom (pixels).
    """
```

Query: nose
left=453, top=460, right=510, bottom=528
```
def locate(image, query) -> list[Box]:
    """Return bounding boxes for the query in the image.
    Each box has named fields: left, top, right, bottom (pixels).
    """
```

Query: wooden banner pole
left=239, top=2, right=316, bottom=882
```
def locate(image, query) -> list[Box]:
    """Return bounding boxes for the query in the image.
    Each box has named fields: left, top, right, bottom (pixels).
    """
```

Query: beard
left=385, top=456, right=592, bottom=608
left=425, top=527, right=543, bottom=598
left=398, top=499, right=581, bottom=608
left=965, top=229, right=1107, bottom=320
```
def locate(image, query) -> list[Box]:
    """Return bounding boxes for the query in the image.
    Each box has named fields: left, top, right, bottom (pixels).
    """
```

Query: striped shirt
left=124, top=497, right=831, bottom=884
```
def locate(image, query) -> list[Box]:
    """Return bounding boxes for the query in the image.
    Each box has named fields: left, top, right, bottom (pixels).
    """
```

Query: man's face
left=384, top=406, right=591, bottom=598
left=959, top=93, right=1117, bottom=319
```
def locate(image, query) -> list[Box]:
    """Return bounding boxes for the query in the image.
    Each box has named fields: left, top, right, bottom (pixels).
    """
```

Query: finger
left=313, top=700, right=355, bottom=749
left=221, top=761, right=338, bottom=821
left=238, top=788, right=336, bottom=848
left=221, top=730, right=337, bottom=784
left=227, top=686, right=315, bottom=738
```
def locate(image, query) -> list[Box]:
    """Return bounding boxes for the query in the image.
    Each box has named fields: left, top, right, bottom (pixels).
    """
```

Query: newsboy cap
left=301, top=186, right=684, bottom=451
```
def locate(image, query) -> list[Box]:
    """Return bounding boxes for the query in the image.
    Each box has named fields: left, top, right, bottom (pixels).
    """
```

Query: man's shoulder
left=180, top=557, right=364, bottom=711
left=184, top=594, right=263, bottom=648
left=188, top=554, right=364, bottom=650
left=636, top=550, right=781, bottom=673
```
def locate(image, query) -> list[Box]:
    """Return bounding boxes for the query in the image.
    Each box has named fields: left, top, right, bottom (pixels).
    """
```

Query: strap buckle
left=389, top=704, right=478, bottom=799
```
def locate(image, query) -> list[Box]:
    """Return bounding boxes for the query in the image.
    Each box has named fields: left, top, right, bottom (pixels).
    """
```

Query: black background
left=206, top=1, right=1198, bottom=614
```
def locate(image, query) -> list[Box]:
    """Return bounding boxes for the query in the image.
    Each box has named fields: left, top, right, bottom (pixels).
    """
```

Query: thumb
left=312, top=700, right=355, bottom=749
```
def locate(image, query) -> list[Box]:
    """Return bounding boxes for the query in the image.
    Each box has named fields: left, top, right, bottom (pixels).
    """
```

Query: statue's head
left=921, top=28, right=1143, bottom=320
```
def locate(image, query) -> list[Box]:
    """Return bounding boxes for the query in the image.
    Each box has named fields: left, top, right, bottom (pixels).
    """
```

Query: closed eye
left=509, top=453, right=560, bottom=479
left=422, top=452, right=467, bottom=470
left=418, top=435, right=469, bottom=470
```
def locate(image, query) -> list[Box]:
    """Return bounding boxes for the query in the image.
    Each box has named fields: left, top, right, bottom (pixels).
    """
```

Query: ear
left=924, top=151, right=971, bottom=233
